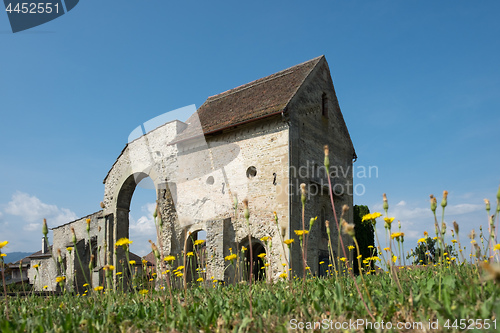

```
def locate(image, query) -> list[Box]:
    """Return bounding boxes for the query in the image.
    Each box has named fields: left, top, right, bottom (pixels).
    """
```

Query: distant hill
left=2, top=252, right=33, bottom=264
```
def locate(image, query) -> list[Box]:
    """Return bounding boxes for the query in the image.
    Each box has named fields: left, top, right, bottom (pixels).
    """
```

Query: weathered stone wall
left=288, top=57, right=356, bottom=277
left=28, top=211, right=102, bottom=291
left=171, top=117, right=291, bottom=281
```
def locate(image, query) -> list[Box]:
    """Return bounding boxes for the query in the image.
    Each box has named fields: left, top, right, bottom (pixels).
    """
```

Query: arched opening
left=116, top=173, right=157, bottom=281
left=184, top=229, right=206, bottom=283
left=240, top=237, right=266, bottom=281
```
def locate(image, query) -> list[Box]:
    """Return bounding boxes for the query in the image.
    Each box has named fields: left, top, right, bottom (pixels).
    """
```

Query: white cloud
left=446, top=203, right=482, bottom=215
left=5, top=191, right=78, bottom=227
left=129, top=202, right=158, bottom=256
left=24, top=223, right=41, bottom=231
left=396, top=200, right=406, bottom=207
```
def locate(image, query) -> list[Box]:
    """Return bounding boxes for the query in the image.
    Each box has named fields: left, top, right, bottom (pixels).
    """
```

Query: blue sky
left=1, top=1, right=499, bottom=258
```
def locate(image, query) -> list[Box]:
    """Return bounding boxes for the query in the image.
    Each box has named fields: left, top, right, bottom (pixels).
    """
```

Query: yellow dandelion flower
left=257, top=253, right=266, bottom=258
left=391, top=232, right=402, bottom=239
left=494, top=244, right=500, bottom=251
left=43, top=285, right=48, bottom=289
left=116, top=272, right=122, bottom=276
left=417, top=238, right=426, bottom=243
left=282, top=263, right=287, bottom=267
left=176, top=266, right=185, bottom=270
left=115, top=238, right=133, bottom=247
left=139, top=289, right=149, bottom=295
left=284, top=239, right=294, bottom=245
left=94, top=286, right=104, bottom=291
left=55, top=276, right=66, bottom=283
left=194, top=240, right=205, bottom=246
left=451, top=239, right=457, bottom=243
left=384, top=247, right=390, bottom=251
left=260, top=236, right=269, bottom=242
left=340, top=257, right=346, bottom=262
left=129, top=260, right=136, bottom=265
left=66, top=247, right=73, bottom=252
left=392, top=255, right=397, bottom=263
left=348, top=245, right=355, bottom=250
left=0, top=241, right=8, bottom=249
left=357, top=255, right=362, bottom=259
left=224, top=254, right=237, bottom=261
left=384, top=217, right=395, bottom=224
left=33, top=264, right=39, bottom=268
left=142, top=259, right=147, bottom=265
left=164, top=255, right=175, bottom=262
left=187, top=252, right=194, bottom=257
left=368, top=245, right=373, bottom=249
left=197, top=277, right=203, bottom=282
left=319, top=261, right=324, bottom=265
left=280, top=273, right=287, bottom=279
left=294, top=230, right=306, bottom=236
left=241, top=246, right=247, bottom=252
left=83, top=283, right=89, bottom=287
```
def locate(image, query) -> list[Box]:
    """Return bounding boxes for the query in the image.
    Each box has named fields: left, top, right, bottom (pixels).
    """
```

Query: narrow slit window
left=322, top=93, right=328, bottom=118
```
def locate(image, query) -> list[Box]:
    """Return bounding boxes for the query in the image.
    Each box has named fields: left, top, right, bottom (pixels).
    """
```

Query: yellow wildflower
left=384, top=217, right=395, bottom=225
left=187, top=252, right=194, bottom=257
left=368, top=245, right=373, bottom=249
left=284, top=239, right=294, bottom=245
left=260, top=236, right=269, bottom=242
left=115, top=238, right=133, bottom=247
left=494, top=244, right=500, bottom=251
left=116, top=272, right=122, bottom=276
left=319, top=261, right=324, bottom=265
left=257, top=253, right=266, bottom=258
left=129, top=260, right=136, bottom=265
left=176, top=266, right=185, bottom=270
left=241, top=246, right=247, bottom=252
left=83, top=283, right=89, bottom=287
left=225, top=253, right=237, bottom=261
left=55, top=276, right=66, bottom=283
left=391, top=232, right=402, bottom=239
left=294, top=230, right=309, bottom=236
left=142, top=259, right=147, bottom=265
left=361, top=212, right=382, bottom=222
left=280, top=273, right=287, bottom=279
left=417, top=238, right=426, bottom=243
left=392, top=255, right=397, bottom=263
left=348, top=245, right=355, bottom=250
left=139, top=289, right=149, bottom=295
left=340, top=257, right=346, bottom=262
left=451, top=239, right=457, bottom=243
left=164, top=255, right=175, bottom=262
left=66, top=247, right=73, bottom=252
left=194, top=239, right=205, bottom=246
left=197, top=277, right=203, bottom=282
left=383, top=247, right=390, bottom=251
left=0, top=241, right=8, bottom=249
left=94, top=286, right=103, bottom=291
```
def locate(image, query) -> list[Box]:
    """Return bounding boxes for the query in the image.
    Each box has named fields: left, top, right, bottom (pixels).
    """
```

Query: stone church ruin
left=28, top=56, right=357, bottom=290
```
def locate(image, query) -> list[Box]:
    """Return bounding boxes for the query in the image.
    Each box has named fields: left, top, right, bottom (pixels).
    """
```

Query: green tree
left=407, top=237, right=456, bottom=265
left=353, top=205, right=377, bottom=274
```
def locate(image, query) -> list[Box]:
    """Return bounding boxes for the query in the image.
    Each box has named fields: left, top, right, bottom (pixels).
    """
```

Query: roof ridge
left=206, top=56, right=324, bottom=102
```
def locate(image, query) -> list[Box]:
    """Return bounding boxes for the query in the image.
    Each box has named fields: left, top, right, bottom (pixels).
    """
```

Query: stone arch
left=240, top=237, right=267, bottom=281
